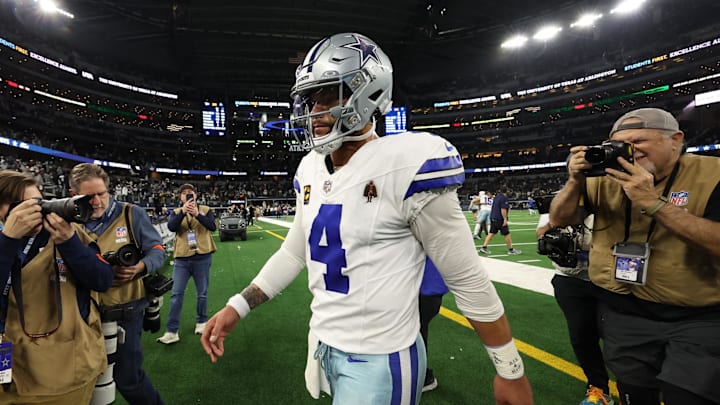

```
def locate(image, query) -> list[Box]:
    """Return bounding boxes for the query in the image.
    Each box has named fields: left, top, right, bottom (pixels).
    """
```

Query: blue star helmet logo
left=341, top=35, right=381, bottom=68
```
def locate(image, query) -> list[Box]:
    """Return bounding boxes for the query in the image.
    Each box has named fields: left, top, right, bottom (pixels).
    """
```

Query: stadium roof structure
left=4, top=0, right=720, bottom=104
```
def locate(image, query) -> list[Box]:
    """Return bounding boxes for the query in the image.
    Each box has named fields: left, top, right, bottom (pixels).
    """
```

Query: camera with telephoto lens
left=8, top=195, right=94, bottom=223
left=143, top=296, right=162, bottom=333
left=102, top=244, right=141, bottom=267
left=583, top=140, right=634, bottom=177
left=537, top=227, right=579, bottom=268
left=142, top=273, right=174, bottom=332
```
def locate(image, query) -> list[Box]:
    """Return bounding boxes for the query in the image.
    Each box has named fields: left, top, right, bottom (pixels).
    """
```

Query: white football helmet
left=290, top=33, right=393, bottom=155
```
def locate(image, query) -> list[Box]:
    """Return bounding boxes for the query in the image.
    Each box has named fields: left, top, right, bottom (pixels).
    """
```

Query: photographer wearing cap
left=550, top=108, right=720, bottom=405
left=0, top=170, right=113, bottom=404
left=157, top=184, right=216, bottom=344
left=69, top=163, right=166, bottom=405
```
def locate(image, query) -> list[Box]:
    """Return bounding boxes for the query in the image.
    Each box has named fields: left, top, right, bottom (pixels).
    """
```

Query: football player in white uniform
left=201, top=33, right=533, bottom=405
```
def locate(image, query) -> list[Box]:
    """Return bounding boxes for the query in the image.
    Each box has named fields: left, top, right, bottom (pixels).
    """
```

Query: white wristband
left=485, top=340, right=525, bottom=380
left=227, top=293, right=251, bottom=319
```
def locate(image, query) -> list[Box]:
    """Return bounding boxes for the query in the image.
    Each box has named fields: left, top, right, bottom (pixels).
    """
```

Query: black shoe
left=423, top=369, right=438, bottom=392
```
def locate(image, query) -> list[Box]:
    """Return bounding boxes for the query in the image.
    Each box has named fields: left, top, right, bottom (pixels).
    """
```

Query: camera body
left=143, top=273, right=174, bottom=297
left=583, top=140, right=634, bottom=177
left=102, top=244, right=141, bottom=267
left=537, top=227, right=579, bottom=268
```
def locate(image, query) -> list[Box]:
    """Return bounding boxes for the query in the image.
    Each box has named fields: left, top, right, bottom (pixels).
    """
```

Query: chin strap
left=343, top=119, right=376, bottom=143
left=313, top=119, right=377, bottom=155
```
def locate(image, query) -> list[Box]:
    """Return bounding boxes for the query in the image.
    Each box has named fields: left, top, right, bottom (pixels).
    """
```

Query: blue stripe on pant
left=320, top=334, right=426, bottom=405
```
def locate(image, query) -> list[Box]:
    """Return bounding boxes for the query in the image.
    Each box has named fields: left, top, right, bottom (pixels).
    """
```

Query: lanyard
left=85, top=199, right=118, bottom=235
left=623, top=161, right=680, bottom=242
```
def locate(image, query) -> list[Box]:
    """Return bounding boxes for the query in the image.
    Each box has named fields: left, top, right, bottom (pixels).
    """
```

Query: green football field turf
left=112, top=210, right=615, bottom=404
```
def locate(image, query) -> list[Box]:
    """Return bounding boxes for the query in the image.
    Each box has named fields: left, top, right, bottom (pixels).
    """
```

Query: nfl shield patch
left=56, top=258, right=68, bottom=282
left=116, top=227, right=128, bottom=237
left=669, top=191, right=688, bottom=206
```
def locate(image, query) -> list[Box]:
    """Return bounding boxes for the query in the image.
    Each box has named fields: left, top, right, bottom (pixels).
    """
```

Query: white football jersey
left=293, top=132, right=464, bottom=354
left=479, top=192, right=492, bottom=212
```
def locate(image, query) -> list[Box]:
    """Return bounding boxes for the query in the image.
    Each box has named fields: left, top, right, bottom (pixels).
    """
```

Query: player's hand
left=567, top=146, right=591, bottom=181
left=1, top=198, right=43, bottom=239
left=493, top=374, right=533, bottom=405
left=201, top=306, right=241, bottom=363
left=605, top=157, right=657, bottom=208
left=44, top=212, right=75, bottom=243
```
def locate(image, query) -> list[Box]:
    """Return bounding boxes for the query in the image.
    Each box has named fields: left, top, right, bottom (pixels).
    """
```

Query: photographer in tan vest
left=70, top=163, right=166, bottom=405
left=157, top=184, right=216, bottom=345
left=0, top=170, right=113, bottom=404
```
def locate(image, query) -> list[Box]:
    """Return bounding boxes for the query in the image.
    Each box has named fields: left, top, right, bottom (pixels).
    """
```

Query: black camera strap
left=123, top=203, right=139, bottom=251
left=623, top=161, right=680, bottom=242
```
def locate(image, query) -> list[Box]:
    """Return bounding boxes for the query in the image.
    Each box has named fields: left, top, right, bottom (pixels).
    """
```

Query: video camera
left=583, top=140, right=634, bottom=177
left=535, top=195, right=554, bottom=215
left=537, top=227, right=579, bottom=268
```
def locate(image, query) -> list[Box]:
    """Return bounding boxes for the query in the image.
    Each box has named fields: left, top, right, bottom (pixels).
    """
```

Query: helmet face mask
left=290, top=33, right=393, bottom=155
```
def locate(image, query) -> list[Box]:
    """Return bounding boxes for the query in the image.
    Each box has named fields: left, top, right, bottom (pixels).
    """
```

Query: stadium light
left=570, top=13, right=603, bottom=28
left=610, top=0, right=646, bottom=14
left=35, top=0, right=74, bottom=18
left=501, top=35, right=528, bottom=49
left=533, top=25, right=562, bottom=41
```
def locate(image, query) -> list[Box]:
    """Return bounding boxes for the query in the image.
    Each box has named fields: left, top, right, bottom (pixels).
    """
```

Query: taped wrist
left=485, top=340, right=525, bottom=380
left=227, top=293, right=251, bottom=319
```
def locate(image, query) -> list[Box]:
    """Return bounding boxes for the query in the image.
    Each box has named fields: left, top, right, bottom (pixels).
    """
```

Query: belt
left=100, top=298, right=146, bottom=322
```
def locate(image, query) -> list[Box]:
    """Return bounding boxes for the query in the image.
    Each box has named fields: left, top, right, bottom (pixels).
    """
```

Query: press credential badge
left=0, top=340, right=12, bottom=384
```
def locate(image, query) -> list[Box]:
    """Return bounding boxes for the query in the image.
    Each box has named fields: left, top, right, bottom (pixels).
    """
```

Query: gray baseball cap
left=610, top=108, right=680, bottom=136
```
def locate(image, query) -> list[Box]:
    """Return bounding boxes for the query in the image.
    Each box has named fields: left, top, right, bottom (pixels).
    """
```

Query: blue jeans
left=115, top=302, right=164, bottom=405
left=166, top=253, right=212, bottom=333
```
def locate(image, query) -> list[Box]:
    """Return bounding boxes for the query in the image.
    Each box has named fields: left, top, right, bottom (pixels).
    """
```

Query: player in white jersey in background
left=201, top=32, right=533, bottom=405
left=473, top=190, right=493, bottom=239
